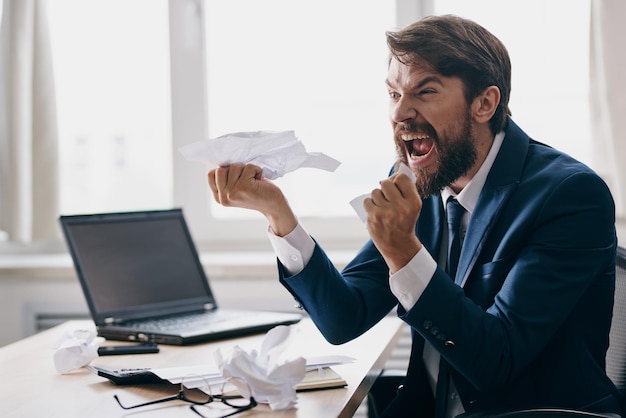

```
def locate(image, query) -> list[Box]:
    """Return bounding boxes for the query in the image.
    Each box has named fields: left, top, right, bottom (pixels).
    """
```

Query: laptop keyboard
left=126, top=311, right=245, bottom=332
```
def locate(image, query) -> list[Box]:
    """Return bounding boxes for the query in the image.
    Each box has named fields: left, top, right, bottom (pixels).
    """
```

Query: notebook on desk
left=59, top=209, right=302, bottom=345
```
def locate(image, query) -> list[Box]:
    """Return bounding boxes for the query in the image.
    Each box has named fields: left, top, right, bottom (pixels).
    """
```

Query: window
left=434, top=0, right=591, bottom=164
left=47, top=0, right=400, bottom=249
left=48, top=0, right=172, bottom=216
left=40, top=0, right=591, bottom=251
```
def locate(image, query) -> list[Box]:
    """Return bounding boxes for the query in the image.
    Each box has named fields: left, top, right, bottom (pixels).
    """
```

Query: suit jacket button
left=444, top=340, right=455, bottom=347
left=423, top=320, right=433, bottom=330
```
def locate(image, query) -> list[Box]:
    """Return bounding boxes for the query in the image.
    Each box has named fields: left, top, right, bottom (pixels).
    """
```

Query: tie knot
left=446, top=198, right=465, bottom=230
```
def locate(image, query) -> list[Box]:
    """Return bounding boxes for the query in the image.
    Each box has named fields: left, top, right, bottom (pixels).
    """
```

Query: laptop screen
left=61, top=210, right=216, bottom=322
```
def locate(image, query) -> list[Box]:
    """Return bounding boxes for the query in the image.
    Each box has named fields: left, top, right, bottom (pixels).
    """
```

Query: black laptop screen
left=64, top=213, right=212, bottom=314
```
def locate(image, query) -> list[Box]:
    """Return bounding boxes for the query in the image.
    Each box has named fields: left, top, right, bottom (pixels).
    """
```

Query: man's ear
left=472, top=86, right=500, bottom=123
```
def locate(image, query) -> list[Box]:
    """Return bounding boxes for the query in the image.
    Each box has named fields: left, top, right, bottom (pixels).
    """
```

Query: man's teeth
left=401, top=134, right=429, bottom=141
left=402, top=135, right=430, bottom=158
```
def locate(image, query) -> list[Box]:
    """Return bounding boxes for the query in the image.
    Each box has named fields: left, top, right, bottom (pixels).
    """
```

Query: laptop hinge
left=204, top=303, right=216, bottom=311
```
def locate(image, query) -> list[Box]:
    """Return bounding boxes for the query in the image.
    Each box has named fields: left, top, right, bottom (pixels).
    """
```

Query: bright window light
left=46, top=0, right=591, bottom=227
left=48, top=0, right=172, bottom=216
left=435, top=0, right=591, bottom=164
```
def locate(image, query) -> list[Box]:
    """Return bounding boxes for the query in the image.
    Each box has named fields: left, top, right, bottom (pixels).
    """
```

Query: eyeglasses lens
left=182, top=386, right=213, bottom=404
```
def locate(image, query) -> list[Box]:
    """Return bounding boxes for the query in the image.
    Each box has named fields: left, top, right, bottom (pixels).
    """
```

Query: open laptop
left=59, top=209, right=302, bottom=345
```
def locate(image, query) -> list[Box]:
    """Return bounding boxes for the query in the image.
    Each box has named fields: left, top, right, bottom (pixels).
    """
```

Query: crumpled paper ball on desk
left=216, top=325, right=307, bottom=410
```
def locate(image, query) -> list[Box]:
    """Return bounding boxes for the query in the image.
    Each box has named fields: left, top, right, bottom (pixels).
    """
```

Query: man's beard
left=395, top=111, right=478, bottom=198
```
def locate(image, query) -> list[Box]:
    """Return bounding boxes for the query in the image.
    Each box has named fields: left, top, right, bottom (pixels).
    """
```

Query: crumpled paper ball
left=350, top=162, right=417, bottom=222
left=179, top=130, right=341, bottom=180
left=216, top=325, right=306, bottom=410
left=53, top=329, right=99, bottom=374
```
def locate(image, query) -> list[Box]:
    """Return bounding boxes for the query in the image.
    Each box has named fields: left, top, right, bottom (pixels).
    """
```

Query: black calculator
left=89, top=365, right=164, bottom=385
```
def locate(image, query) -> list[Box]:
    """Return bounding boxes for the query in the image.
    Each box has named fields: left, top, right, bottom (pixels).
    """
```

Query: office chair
left=369, top=246, right=626, bottom=418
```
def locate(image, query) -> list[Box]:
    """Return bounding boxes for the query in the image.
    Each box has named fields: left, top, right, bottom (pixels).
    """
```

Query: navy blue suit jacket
left=279, top=119, right=620, bottom=415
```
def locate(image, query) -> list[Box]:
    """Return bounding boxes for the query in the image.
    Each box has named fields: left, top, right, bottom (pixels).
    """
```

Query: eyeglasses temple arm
left=114, top=393, right=179, bottom=410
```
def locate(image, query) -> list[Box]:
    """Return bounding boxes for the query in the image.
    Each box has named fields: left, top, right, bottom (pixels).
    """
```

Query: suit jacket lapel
left=456, top=119, right=530, bottom=287
left=456, top=184, right=516, bottom=286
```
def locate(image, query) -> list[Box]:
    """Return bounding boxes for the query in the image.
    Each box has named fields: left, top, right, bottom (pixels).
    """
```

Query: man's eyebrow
left=415, top=76, right=443, bottom=89
left=385, top=75, right=444, bottom=90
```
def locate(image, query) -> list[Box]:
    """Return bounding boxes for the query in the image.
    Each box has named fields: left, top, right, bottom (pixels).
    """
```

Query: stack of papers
left=92, top=355, right=354, bottom=393
left=297, top=367, right=346, bottom=391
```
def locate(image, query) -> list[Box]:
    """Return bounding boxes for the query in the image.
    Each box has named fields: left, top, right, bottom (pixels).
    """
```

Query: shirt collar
left=441, top=130, right=505, bottom=214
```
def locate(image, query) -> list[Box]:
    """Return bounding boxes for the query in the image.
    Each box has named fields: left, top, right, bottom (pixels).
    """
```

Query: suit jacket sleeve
left=279, top=237, right=399, bottom=345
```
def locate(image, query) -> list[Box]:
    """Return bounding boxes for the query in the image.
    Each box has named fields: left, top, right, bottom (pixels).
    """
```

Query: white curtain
left=590, top=0, right=626, bottom=220
left=0, top=0, right=59, bottom=243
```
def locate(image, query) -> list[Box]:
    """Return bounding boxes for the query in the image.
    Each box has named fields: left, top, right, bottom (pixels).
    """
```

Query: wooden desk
left=0, top=316, right=404, bottom=417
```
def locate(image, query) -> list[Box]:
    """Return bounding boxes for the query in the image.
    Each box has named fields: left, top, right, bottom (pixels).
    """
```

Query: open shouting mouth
left=402, top=134, right=435, bottom=159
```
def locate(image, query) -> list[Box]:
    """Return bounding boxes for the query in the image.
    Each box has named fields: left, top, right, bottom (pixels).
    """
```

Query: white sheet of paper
left=147, top=355, right=355, bottom=382
left=350, top=162, right=417, bottom=223
left=151, top=365, right=223, bottom=384
left=149, top=355, right=354, bottom=383
left=179, top=130, right=341, bottom=180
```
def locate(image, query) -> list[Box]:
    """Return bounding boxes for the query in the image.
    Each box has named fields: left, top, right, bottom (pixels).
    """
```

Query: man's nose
left=390, top=97, right=417, bottom=123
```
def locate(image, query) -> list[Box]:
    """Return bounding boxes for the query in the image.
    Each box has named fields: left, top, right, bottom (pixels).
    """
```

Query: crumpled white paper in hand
left=53, top=329, right=99, bottom=374
left=179, top=130, right=341, bottom=180
left=350, top=162, right=417, bottom=222
left=216, top=325, right=306, bottom=410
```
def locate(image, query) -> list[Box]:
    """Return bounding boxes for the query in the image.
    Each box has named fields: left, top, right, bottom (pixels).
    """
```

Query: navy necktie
left=436, top=197, right=466, bottom=418
left=446, top=197, right=465, bottom=280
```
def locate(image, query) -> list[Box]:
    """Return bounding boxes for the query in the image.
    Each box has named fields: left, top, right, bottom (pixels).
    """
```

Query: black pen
left=97, top=343, right=159, bottom=356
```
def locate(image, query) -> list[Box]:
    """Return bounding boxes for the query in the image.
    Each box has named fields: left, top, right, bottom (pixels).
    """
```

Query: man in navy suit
left=207, top=15, right=621, bottom=417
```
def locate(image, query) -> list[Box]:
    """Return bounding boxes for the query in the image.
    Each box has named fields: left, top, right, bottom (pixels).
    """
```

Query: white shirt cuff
left=389, top=246, right=437, bottom=311
left=267, top=223, right=315, bottom=275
